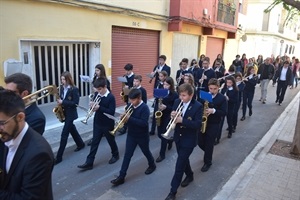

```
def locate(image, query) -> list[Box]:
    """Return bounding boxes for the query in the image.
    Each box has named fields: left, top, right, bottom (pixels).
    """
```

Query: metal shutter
left=112, top=26, right=160, bottom=106
left=206, top=37, right=224, bottom=64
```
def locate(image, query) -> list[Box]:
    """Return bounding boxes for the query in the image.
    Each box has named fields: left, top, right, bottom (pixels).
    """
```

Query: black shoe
left=87, top=139, right=93, bottom=146
left=74, top=144, right=85, bottom=152
left=278, top=103, right=281, bottom=106
left=165, top=192, right=176, bottom=200
left=77, top=163, right=93, bottom=170
left=108, top=156, right=119, bottom=164
left=149, top=131, right=155, bottom=135
left=249, top=109, right=252, bottom=116
left=214, top=140, right=219, bottom=145
left=167, top=142, right=173, bottom=150
left=232, top=127, right=236, bottom=133
left=201, top=163, right=211, bottom=172
left=240, top=116, right=245, bottom=121
left=226, top=127, right=229, bottom=131
left=145, top=165, right=156, bottom=175
left=228, top=133, right=232, bottom=138
left=54, top=158, right=62, bottom=165
left=118, top=127, right=127, bottom=135
left=111, top=176, right=125, bottom=186
left=180, top=175, right=193, bottom=187
left=156, top=156, right=165, bottom=163
left=262, top=101, right=266, bottom=104
left=275, top=99, right=279, bottom=103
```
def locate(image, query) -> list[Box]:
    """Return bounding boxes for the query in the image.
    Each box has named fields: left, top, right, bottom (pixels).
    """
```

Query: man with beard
left=0, top=90, right=54, bottom=199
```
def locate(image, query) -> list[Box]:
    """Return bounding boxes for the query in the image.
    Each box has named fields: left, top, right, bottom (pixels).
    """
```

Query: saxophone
left=53, top=85, right=65, bottom=123
left=155, top=98, right=163, bottom=126
left=201, top=101, right=209, bottom=133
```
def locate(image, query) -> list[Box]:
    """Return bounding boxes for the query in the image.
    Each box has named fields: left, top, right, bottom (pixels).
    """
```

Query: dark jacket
left=152, top=64, right=171, bottom=86
left=173, top=99, right=203, bottom=148
left=127, top=102, right=150, bottom=138
left=25, top=103, right=46, bottom=135
left=60, top=86, right=80, bottom=121
left=195, top=68, right=216, bottom=92
left=0, top=127, right=54, bottom=199
left=258, top=63, right=275, bottom=80
left=273, top=66, right=293, bottom=86
left=207, top=93, right=227, bottom=124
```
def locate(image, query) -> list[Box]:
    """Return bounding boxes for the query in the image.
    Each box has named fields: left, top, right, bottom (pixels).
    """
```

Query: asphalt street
left=52, top=84, right=300, bottom=200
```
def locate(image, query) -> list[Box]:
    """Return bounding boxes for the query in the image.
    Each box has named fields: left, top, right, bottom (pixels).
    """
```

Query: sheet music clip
left=80, top=75, right=92, bottom=83
left=153, top=89, right=168, bottom=98
left=117, top=76, right=127, bottom=83
left=199, top=91, right=213, bottom=102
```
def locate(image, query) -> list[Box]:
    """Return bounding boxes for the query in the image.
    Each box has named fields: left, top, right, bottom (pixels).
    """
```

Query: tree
left=265, top=0, right=300, bottom=26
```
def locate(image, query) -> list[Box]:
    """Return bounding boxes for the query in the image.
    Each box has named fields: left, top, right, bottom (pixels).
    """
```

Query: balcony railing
left=217, top=2, right=236, bottom=26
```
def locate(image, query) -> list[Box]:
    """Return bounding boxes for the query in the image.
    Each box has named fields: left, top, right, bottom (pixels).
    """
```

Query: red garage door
left=112, top=26, right=160, bottom=106
left=206, top=37, right=224, bottom=64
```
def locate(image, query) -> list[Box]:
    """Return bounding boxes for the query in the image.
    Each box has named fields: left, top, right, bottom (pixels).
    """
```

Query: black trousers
left=170, top=143, right=194, bottom=194
left=56, top=118, right=84, bottom=159
left=226, top=104, right=235, bottom=134
left=157, top=122, right=173, bottom=158
left=276, top=80, right=288, bottom=103
left=198, top=123, right=219, bottom=165
left=216, top=117, right=225, bottom=141
left=233, top=99, right=242, bottom=128
left=242, top=90, right=254, bottom=117
left=86, top=126, right=119, bottom=165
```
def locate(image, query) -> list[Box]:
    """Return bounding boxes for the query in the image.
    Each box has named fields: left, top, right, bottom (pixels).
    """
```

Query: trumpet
left=81, top=94, right=101, bottom=124
left=161, top=101, right=183, bottom=140
left=110, top=104, right=133, bottom=135
left=155, top=98, right=163, bottom=126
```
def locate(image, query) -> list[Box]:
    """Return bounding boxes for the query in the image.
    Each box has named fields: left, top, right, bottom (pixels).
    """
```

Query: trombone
left=161, top=101, right=183, bottom=140
left=23, top=85, right=58, bottom=107
left=81, top=94, right=101, bottom=124
left=110, top=104, right=133, bottom=135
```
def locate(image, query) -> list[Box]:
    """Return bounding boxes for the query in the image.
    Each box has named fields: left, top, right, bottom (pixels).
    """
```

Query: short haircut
left=134, top=75, right=142, bottom=82
left=178, top=83, right=194, bottom=96
left=128, top=88, right=141, bottom=99
left=236, top=54, right=240, bottom=58
left=203, top=57, right=210, bottom=63
left=159, top=55, right=167, bottom=61
left=4, top=73, right=33, bottom=94
left=124, top=63, right=133, bottom=71
left=283, top=60, right=289, bottom=64
left=181, top=58, right=189, bottom=64
left=208, top=78, right=220, bottom=87
left=159, top=71, right=168, bottom=77
left=0, top=90, right=25, bottom=116
left=93, top=77, right=107, bottom=88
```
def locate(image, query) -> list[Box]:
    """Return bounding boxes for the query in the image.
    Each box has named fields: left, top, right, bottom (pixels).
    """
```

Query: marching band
left=1, top=53, right=299, bottom=200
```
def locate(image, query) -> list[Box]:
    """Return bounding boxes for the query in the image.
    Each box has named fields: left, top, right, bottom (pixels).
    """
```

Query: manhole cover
left=269, top=140, right=300, bottom=160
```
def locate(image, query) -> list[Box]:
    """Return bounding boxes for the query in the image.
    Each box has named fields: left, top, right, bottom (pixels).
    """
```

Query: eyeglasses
left=0, top=114, right=17, bottom=128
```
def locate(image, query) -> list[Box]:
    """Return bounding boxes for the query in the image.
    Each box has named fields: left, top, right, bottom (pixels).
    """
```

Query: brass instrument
left=81, top=94, right=101, bottom=124
left=155, top=98, right=163, bottom=126
left=201, top=101, right=209, bottom=133
left=161, top=101, right=183, bottom=140
left=197, top=72, right=205, bottom=89
left=22, top=85, right=65, bottom=122
left=110, top=104, right=133, bottom=135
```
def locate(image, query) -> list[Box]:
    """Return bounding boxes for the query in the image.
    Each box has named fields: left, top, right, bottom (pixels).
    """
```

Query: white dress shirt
left=181, top=100, right=191, bottom=117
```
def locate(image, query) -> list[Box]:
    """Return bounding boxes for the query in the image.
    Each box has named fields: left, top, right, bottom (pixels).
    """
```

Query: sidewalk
left=213, top=91, right=300, bottom=200
left=43, top=99, right=155, bottom=154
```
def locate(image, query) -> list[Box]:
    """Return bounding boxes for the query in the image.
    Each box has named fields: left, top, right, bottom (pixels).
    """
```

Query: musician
left=195, top=57, right=216, bottom=93
left=183, top=73, right=197, bottom=100
left=78, top=78, right=119, bottom=170
left=189, top=59, right=200, bottom=79
left=150, top=55, right=171, bottom=86
left=55, top=71, right=85, bottom=165
left=198, top=54, right=206, bottom=69
left=156, top=77, right=178, bottom=162
left=198, top=78, right=227, bottom=171
left=4, top=73, right=46, bottom=135
left=232, top=54, right=243, bottom=75
left=149, top=71, right=168, bottom=135
left=0, top=90, right=54, bottom=199
left=88, top=64, right=110, bottom=146
left=213, top=59, right=225, bottom=80
left=219, top=65, right=235, bottom=86
left=220, top=76, right=239, bottom=139
left=165, top=83, right=203, bottom=200
left=232, top=73, right=245, bottom=132
left=273, top=60, right=293, bottom=106
left=212, top=54, right=226, bottom=69
left=241, top=67, right=257, bottom=121
left=133, top=75, right=147, bottom=104
left=118, top=63, right=135, bottom=135
left=111, top=89, right=156, bottom=186
left=176, top=58, right=190, bottom=87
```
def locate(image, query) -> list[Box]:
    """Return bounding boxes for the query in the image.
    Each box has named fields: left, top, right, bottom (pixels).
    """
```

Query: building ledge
left=245, top=31, right=298, bottom=42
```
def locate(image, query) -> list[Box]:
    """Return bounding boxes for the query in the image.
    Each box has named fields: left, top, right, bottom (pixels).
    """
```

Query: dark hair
left=208, top=78, right=220, bottom=87
left=236, top=54, right=240, bottom=58
left=124, top=63, right=133, bottom=71
left=159, top=71, right=168, bottom=77
left=235, top=72, right=243, bottom=79
left=128, top=88, right=141, bottom=99
left=203, top=57, right=210, bottom=63
left=61, top=71, right=75, bottom=87
left=283, top=60, right=290, bottom=65
left=164, top=77, right=175, bottom=93
left=190, top=59, right=197, bottom=66
left=184, top=73, right=195, bottom=86
left=181, top=58, right=189, bottom=64
left=134, top=75, right=142, bottom=82
left=93, top=77, right=107, bottom=88
left=228, top=65, right=235, bottom=72
left=178, top=83, right=193, bottom=96
left=0, top=90, right=25, bottom=116
left=225, top=76, right=238, bottom=91
left=4, top=73, right=33, bottom=94
left=94, top=64, right=107, bottom=78
left=246, top=66, right=254, bottom=76
left=159, top=55, right=167, bottom=61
